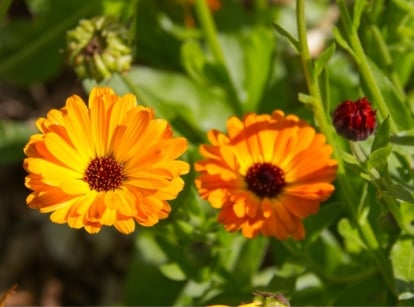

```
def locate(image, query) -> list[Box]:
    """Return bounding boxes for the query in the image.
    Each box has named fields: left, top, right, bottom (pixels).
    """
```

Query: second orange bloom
left=195, top=111, right=337, bottom=240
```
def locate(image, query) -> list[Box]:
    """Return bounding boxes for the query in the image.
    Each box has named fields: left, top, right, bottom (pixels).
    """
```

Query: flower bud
left=251, top=291, right=290, bottom=307
left=66, top=16, right=132, bottom=82
left=332, top=97, right=377, bottom=141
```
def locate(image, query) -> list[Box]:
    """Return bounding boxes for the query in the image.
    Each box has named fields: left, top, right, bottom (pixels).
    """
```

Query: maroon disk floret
left=332, top=97, right=377, bottom=141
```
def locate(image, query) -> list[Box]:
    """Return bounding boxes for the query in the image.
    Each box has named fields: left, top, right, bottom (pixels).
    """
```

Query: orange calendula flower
left=24, top=87, right=189, bottom=234
left=195, top=111, right=337, bottom=240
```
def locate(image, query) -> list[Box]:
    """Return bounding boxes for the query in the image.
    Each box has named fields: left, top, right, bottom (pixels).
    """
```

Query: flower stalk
left=194, top=0, right=225, bottom=66
left=296, top=0, right=395, bottom=294
left=335, top=0, right=398, bottom=132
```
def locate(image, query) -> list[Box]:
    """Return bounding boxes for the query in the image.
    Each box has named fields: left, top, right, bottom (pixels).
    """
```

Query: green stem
left=349, top=142, right=406, bottom=232
left=296, top=0, right=396, bottom=295
left=370, top=25, right=406, bottom=100
left=118, top=72, right=145, bottom=105
left=296, top=0, right=355, bottom=215
left=194, top=0, right=242, bottom=116
left=296, top=0, right=331, bottom=139
left=336, top=0, right=397, bottom=132
left=194, top=0, right=225, bottom=66
left=282, top=241, right=377, bottom=284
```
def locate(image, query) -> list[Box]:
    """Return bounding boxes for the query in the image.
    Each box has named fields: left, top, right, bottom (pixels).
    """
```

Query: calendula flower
left=195, top=111, right=337, bottom=240
left=24, top=87, right=189, bottom=234
left=332, top=97, right=377, bottom=141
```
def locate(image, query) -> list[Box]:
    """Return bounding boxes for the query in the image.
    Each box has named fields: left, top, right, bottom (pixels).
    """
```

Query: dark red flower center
left=84, top=156, right=124, bottom=192
left=245, top=162, right=286, bottom=198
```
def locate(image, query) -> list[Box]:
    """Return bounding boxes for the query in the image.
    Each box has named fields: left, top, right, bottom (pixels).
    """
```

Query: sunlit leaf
left=390, top=237, right=414, bottom=300
left=367, top=144, right=392, bottom=170
left=401, top=202, right=414, bottom=235
left=160, top=262, right=187, bottom=281
left=337, top=218, right=365, bottom=253
left=339, top=148, right=361, bottom=167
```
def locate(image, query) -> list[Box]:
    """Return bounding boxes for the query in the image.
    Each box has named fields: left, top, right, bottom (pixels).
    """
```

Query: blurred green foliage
left=1, top=0, right=414, bottom=306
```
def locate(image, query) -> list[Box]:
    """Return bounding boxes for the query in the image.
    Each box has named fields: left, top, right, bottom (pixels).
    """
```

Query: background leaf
left=390, top=236, right=414, bottom=300
left=0, top=0, right=100, bottom=85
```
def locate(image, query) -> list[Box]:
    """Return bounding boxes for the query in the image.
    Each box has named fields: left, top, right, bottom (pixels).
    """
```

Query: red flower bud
left=332, top=97, right=377, bottom=141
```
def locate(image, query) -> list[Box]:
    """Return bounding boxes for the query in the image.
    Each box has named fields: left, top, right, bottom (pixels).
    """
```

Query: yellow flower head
left=23, top=87, right=189, bottom=234
left=195, top=111, right=337, bottom=240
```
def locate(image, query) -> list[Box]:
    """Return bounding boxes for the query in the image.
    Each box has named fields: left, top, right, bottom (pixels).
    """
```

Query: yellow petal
left=114, top=218, right=135, bottom=234
left=64, top=95, right=94, bottom=160
left=44, top=132, right=88, bottom=173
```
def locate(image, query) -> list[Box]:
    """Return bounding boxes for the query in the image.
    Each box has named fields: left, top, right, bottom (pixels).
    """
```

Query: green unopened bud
left=251, top=291, right=290, bottom=307
left=66, top=16, right=133, bottom=82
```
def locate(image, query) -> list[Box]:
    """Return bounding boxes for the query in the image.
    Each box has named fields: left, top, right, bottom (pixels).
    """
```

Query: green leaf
left=0, top=0, right=100, bottom=85
left=242, top=28, right=275, bottom=112
left=265, top=274, right=296, bottom=295
left=298, top=93, right=315, bottom=106
left=102, top=0, right=139, bottom=21
left=331, top=274, right=392, bottom=306
left=366, top=58, right=414, bottom=130
left=390, top=237, right=414, bottom=300
left=160, top=263, right=187, bottom=281
left=339, top=148, right=361, bottom=167
left=401, top=202, right=414, bottom=235
left=134, top=0, right=182, bottom=70
left=231, top=236, right=268, bottom=285
left=367, top=144, right=393, bottom=170
left=353, top=0, right=367, bottom=30
left=371, top=116, right=390, bottom=152
left=219, top=27, right=275, bottom=112
left=337, top=218, right=365, bottom=253
left=384, top=184, right=414, bottom=204
left=332, top=27, right=356, bottom=59
left=272, top=21, right=300, bottom=53
left=392, top=0, right=414, bottom=15
left=314, top=43, right=336, bottom=77
left=304, top=202, right=344, bottom=246
left=181, top=39, right=210, bottom=84
left=0, top=120, right=35, bottom=163
left=124, top=241, right=186, bottom=306
left=390, top=129, right=414, bottom=146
